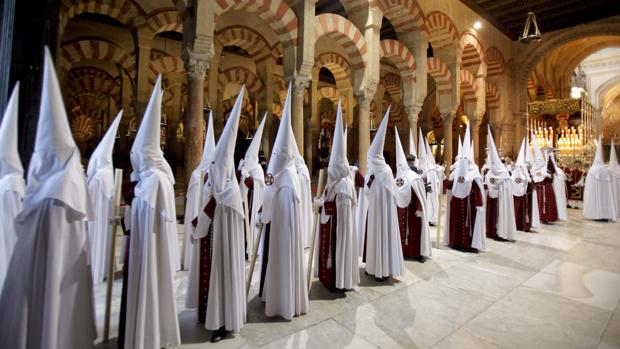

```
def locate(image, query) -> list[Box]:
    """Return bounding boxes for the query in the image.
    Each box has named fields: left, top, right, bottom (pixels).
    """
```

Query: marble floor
left=94, top=206, right=620, bottom=349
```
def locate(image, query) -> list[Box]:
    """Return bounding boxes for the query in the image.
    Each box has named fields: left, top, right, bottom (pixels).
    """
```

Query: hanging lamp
left=518, top=11, right=542, bottom=43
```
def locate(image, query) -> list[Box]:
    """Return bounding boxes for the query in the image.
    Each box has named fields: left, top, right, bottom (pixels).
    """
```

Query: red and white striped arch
left=148, top=55, right=184, bottom=85
left=60, top=0, right=144, bottom=33
left=486, top=81, right=500, bottom=110
left=59, top=39, right=136, bottom=78
left=485, top=47, right=505, bottom=77
left=142, top=11, right=183, bottom=38
left=314, top=52, right=352, bottom=83
left=65, top=67, right=121, bottom=101
left=376, top=0, right=425, bottom=35
left=379, top=39, right=416, bottom=82
left=424, top=11, right=459, bottom=49
left=317, top=86, right=340, bottom=103
left=381, top=73, right=402, bottom=101
left=215, top=26, right=275, bottom=63
left=314, top=14, right=368, bottom=71
left=459, top=32, right=485, bottom=75
left=427, top=57, right=452, bottom=95
left=218, top=66, right=265, bottom=99
left=460, top=69, right=477, bottom=102
left=214, top=0, right=298, bottom=49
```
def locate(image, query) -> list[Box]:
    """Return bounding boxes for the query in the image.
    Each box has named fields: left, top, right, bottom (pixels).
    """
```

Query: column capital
left=440, top=112, right=454, bottom=123
left=183, top=48, right=209, bottom=79
left=355, top=91, right=372, bottom=109
left=404, top=105, right=421, bottom=122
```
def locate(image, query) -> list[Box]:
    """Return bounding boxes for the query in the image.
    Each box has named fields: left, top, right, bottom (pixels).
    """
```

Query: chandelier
left=519, top=12, right=542, bottom=44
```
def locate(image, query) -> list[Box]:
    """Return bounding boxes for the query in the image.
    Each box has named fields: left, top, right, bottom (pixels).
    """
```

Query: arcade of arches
left=4, top=0, right=620, bottom=189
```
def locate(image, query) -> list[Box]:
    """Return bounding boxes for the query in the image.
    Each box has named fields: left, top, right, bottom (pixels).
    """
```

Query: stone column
left=292, top=77, right=309, bottom=156
left=356, top=91, right=372, bottom=174
left=207, top=55, right=219, bottom=111
left=470, top=116, right=482, bottom=164
left=183, top=51, right=209, bottom=180
left=259, top=58, right=275, bottom=156
left=405, top=105, right=421, bottom=150
left=442, top=112, right=454, bottom=172
left=135, top=34, right=152, bottom=115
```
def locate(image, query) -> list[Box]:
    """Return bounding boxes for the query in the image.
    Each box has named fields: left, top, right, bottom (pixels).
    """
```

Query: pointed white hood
left=24, top=47, right=92, bottom=217
left=408, top=129, right=417, bottom=157
left=395, top=127, right=419, bottom=182
left=610, top=140, right=619, bottom=170
left=268, top=82, right=297, bottom=177
left=87, top=110, right=122, bottom=180
left=425, top=135, right=437, bottom=166
left=240, top=113, right=266, bottom=173
left=327, top=99, right=350, bottom=188
left=593, top=137, right=605, bottom=167
left=462, top=124, right=473, bottom=162
left=0, top=83, right=24, bottom=195
left=209, top=86, right=243, bottom=214
left=511, top=138, right=530, bottom=196
left=367, top=106, right=390, bottom=172
left=515, top=138, right=526, bottom=166
left=197, top=111, right=216, bottom=174
left=485, top=126, right=509, bottom=178
left=130, top=75, right=174, bottom=185
left=417, top=129, right=427, bottom=168
left=531, top=133, right=546, bottom=170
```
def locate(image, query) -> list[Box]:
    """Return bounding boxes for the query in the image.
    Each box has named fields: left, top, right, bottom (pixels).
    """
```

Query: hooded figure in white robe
left=258, top=83, right=308, bottom=319
left=0, top=48, right=96, bottom=349
left=192, top=88, right=246, bottom=340
left=239, top=114, right=267, bottom=258
left=583, top=138, right=617, bottom=221
left=394, top=127, right=432, bottom=260
left=418, top=129, right=445, bottom=225
left=484, top=127, right=517, bottom=241
left=122, top=75, right=181, bottom=349
left=443, top=125, right=486, bottom=251
left=86, top=111, right=122, bottom=285
left=183, top=111, right=215, bottom=270
left=0, top=84, right=24, bottom=291
left=295, top=151, right=313, bottom=248
left=609, top=140, right=620, bottom=218
left=356, top=107, right=404, bottom=279
left=315, top=100, right=359, bottom=291
left=548, top=152, right=568, bottom=221
left=511, top=138, right=541, bottom=232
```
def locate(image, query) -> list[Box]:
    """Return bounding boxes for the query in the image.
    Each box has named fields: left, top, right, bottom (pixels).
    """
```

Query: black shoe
left=415, top=256, right=428, bottom=263
left=211, top=326, right=229, bottom=343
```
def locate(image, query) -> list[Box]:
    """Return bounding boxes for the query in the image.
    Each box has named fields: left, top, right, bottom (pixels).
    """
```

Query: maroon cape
left=396, top=188, right=423, bottom=258
left=445, top=179, right=483, bottom=252
left=318, top=200, right=338, bottom=290
left=513, top=182, right=534, bottom=232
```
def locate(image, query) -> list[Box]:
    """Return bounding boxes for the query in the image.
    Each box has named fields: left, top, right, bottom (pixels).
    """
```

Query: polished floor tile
left=92, top=203, right=620, bottom=348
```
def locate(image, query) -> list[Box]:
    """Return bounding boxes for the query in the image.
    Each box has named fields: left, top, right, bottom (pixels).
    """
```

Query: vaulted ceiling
left=462, top=0, right=620, bottom=40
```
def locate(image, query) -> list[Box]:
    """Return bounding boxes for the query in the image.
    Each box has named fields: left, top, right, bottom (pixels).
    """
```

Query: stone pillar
left=183, top=51, right=208, bottom=180
left=442, top=112, right=454, bottom=172
left=135, top=34, right=152, bottom=115
left=405, top=105, right=421, bottom=150
left=291, top=77, right=309, bottom=156
left=207, top=55, right=219, bottom=111
left=258, top=57, right=275, bottom=156
left=169, top=76, right=183, bottom=145
left=356, top=92, right=372, bottom=174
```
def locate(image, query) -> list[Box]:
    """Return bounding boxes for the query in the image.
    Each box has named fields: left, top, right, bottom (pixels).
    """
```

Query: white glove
left=255, top=212, right=264, bottom=229
left=313, top=197, right=324, bottom=210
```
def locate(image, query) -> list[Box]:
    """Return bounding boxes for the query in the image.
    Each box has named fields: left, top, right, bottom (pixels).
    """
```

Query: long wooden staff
left=436, top=176, right=443, bottom=249
left=306, top=169, right=326, bottom=291
left=195, top=170, right=206, bottom=318
left=245, top=198, right=261, bottom=298
left=103, top=169, right=123, bottom=342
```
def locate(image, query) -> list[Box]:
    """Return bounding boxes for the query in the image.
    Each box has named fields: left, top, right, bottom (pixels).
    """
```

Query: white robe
left=610, top=167, right=620, bottom=219
left=395, top=174, right=432, bottom=258
left=583, top=168, right=617, bottom=221
left=0, top=176, right=23, bottom=290
left=0, top=199, right=96, bottom=349
left=182, top=170, right=202, bottom=269
left=194, top=201, right=247, bottom=331
left=485, top=175, right=517, bottom=241
left=425, top=167, right=444, bottom=225
left=320, top=178, right=360, bottom=289
left=553, top=169, right=568, bottom=221
left=356, top=171, right=404, bottom=278
left=87, top=170, right=113, bottom=285
left=298, top=171, right=313, bottom=248
left=261, top=169, right=308, bottom=320
left=124, top=171, right=181, bottom=349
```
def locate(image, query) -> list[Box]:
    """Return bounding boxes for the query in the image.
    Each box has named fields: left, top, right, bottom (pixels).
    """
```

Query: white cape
left=0, top=176, right=23, bottom=290
left=356, top=172, right=404, bottom=278
left=240, top=166, right=265, bottom=256
left=124, top=172, right=181, bottom=349
left=425, top=167, right=444, bottom=225
left=0, top=199, right=96, bottom=349
left=583, top=171, right=617, bottom=221
left=261, top=169, right=309, bottom=320
left=611, top=170, right=620, bottom=219
left=87, top=170, right=114, bottom=285
left=485, top=175, right=517, bottom=240
left=553, top=169, right=568, bottom=221
left=298, top=169, right=313, bottom=248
